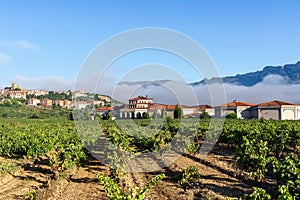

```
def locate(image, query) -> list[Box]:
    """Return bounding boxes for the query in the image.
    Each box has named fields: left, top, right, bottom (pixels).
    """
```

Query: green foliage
left=278, top=185, right=294, bottom=200
left=102, top=111, right=114, bottom=120
left=176, top=166, right=201, bottom=190
left=1, top=113, right=8, bottom=118
left=29, top=113, right=39, bottom=119
left=173, top=104, right=183, bottom=119
left=226, top=112, right=237, bottom=119
left=67, top=112, right=74, bottom=121
left=143, top=112, right=150, bottom=119
left=97, top=173, right=165, bottom=200
left=0, top=118, right=87, bottom=178
left=0, top=105, right=69, bottom=119
left=152, top=110, right=158, bottom=119
left=200, top=111, right=211, bottom=119
left=187, top=143, right=200, bottom=154
left=272, top=154, right=300, bottom=199
left=243, top=187, right=271, bottom=200
left=23, top=190, right=37, bottom=200
left=236, top=135, right=269, bottom=180
left=0, top=160, right=17, bottom=175
left=161, top=109, right=166, bottom=119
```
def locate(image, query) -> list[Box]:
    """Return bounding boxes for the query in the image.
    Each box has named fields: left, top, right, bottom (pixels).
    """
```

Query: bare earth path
left=0, top=146, right=265, bottom=199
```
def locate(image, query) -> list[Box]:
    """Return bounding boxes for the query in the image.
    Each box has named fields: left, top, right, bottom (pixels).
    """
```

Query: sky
left=1, top=0, right=300, bottom=93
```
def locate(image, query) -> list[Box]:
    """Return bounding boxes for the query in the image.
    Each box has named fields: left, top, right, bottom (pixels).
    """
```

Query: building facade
left=214, top=101, right=255, bottom=119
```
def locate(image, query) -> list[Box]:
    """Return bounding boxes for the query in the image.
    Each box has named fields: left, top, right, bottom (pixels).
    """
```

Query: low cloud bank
left=12, top=74, right=300, bottom=105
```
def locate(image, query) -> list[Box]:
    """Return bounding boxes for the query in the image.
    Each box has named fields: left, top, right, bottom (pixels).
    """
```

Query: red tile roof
left=95, top=107, right=114, bottom=111
left=220, top=101, right=255, bottom=107
left=256, top=100, right=296, bottom=107
left=165, top=105, right=176, bottom=110
left=198, top=105, right=213, bottom=109
left=129, top=96, right=153, bottom=101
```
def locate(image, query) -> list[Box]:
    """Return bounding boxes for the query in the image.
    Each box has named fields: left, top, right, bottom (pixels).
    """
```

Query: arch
left=131, top=112, right=135, bottom=119
left=136, top=112, right=142, bottom=119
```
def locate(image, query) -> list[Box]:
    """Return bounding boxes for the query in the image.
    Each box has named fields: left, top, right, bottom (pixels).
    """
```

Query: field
left=0, top=115, right=300, bottom=199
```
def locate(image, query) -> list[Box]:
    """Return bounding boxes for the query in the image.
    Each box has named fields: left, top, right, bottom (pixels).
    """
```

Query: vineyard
left=0, top=117, right=300, bottom=199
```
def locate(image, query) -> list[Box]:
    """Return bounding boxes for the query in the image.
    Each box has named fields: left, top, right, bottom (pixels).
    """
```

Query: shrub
left=226, top=113, right=237, bottom=119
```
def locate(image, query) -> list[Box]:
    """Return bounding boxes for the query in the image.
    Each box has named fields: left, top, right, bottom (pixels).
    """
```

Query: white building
left=27, top=98, right=41, bottom=106
left=214, top=101, right=255, bottom=119
left=253, top=100, right=299, bottom=120
left=120, top=96, right=153, bottom=119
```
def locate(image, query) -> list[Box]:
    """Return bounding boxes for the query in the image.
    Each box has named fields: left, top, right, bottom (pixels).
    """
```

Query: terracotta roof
left=256, top=100, right=296, bottom=107
left=199, top=105, right=213, bottom=109
left=129, top=96, right=153, bottom=101
left=165, top=105, right=176, bottom=110
left=181, top=105, right=198, bottom=109
left=148, top=104, right=166, bottom=110
left=220, top=101, right=255, bottom=107
left=95, top=107, right=114, bottom=111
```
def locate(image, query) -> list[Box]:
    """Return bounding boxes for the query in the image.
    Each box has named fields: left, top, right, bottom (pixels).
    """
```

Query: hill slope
left=191, top=61, right=300, bottom=86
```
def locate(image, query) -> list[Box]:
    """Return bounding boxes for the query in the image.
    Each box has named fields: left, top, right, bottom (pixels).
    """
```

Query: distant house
left=27, top=89, right=49, bottom=96
left=92, top=100, right=103, bottom=107
left=27, top=98, right=40, bottom=106
left=215, top=101, right=255, bottom=119
left=8, top=91, right=27, bottom=99
left=98, top=95, right=111, bottom=103
left=252, top=100, right=299, bottom=120
left=63, top=100, right=72, bottom=109
left=53, top=100, right=64, bottom=107
left=73, top=101, right=90, bottom=110
left=40, top=99, right=53, bottom=107
left=73, top=90, right=88, bottom=98
left=199, top=105, right=215, bottom=117
left=164, top=105, right=176, bottom=117
left=95, top=107, right=114, bottom=118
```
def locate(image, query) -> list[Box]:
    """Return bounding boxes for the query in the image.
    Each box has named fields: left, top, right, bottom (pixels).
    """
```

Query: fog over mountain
left=191, top=61, right=300, bottom=86
left=114, top=62, right=300, bottom=105
left=13, top=61, right=300, bottom=105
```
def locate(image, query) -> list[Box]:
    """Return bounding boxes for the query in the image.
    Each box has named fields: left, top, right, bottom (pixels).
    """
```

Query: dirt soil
left=0, top=146, right=275, bottom=200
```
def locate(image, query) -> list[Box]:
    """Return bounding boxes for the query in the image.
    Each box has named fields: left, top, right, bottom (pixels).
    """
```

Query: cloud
left=0, top=39, right=40, bottom=50
left=13, top=75, right=72, bottom=91
left=10, top=74, right=300, bottom=106
left=14, top=40, right=40, bottom=50
left=260, top=74, right=288, bottom=85
left=110, top=74, right=300, bottom=105
left=194, top=74, right=300, bottom=105
left=0, top=51, right=12, bottom=63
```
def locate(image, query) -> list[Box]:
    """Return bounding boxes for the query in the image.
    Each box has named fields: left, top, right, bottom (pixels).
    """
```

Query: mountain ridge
left=191, top=61, right=300, bottom=86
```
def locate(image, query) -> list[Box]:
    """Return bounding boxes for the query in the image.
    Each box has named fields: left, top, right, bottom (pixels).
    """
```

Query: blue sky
left=0, top=0, right=300, bottom=90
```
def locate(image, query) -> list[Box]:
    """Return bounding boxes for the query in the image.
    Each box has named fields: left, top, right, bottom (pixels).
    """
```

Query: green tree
left=152, top=110, right=158, bottom=119
left=173, top=104, right=183, bottom=119
left=161, top=109, right=166, bottom=119
left=200, top=111, right=211, bottom=119
left=143, top=112, right=150, bottom=119
left=68, top=112, right=74, bottom=121
left=226, top=112, right=237, bottom=119
left=108, top=111, right=113, bottom=121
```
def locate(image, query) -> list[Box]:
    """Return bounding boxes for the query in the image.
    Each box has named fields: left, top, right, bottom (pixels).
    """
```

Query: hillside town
left=1, top=82, right=300, bottom=120
left=0, top=82, right=111, bottom=109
